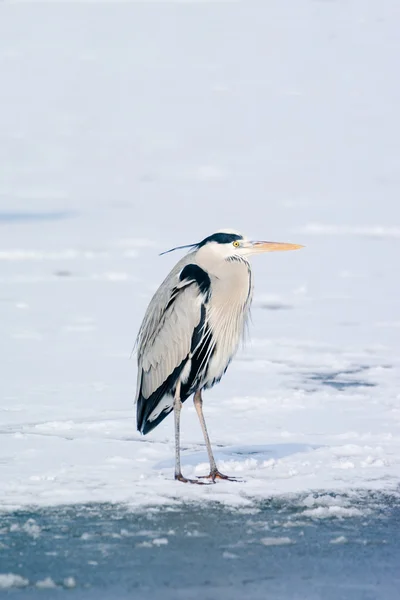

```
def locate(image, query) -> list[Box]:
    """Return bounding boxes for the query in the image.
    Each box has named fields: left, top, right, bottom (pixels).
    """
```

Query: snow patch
left=301, top=506, right=365, bottom=519
left=35, top=577, right=57, bottom=589
left=0, top=574, right=29, bottom=589
left=260, top=537, right=293, bottom=546
left=222, top=551, right=239, bottom=559
left=330, top=536, right=348, bottom=544
left=1, top=0, right=400, bottom=512
left=63, top=577, right=77, bottom=589
left=10, top=519, right=41, bottom=538
left=152, top=537, right=169, bottom=546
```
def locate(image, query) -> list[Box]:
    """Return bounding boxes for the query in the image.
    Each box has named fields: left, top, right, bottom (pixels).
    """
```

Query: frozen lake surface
left=1, top=494, right=400, bottom=599
left=1, top=0, right=400, bottom=597
left=0, top=212, right=74, bottom=224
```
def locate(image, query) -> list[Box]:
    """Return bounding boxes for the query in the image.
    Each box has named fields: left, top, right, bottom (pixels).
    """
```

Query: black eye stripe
left=197, top=233, right=243, bottom=247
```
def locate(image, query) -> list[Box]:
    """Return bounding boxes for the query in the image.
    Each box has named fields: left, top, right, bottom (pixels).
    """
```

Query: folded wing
left=136, top=275, right=205, bottom=434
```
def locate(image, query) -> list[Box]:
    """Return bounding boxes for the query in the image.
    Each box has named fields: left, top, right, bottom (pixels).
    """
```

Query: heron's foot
left=174, top=473, right=210, bottom=485
left=198, top=469, right=242, bottom=483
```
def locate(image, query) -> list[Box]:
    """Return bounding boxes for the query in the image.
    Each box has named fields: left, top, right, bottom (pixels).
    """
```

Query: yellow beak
left=251, top=241, right=304, bottom=253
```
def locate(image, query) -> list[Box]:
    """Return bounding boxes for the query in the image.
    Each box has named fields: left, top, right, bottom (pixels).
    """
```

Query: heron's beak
left=250, top=241, right=304, bottom=253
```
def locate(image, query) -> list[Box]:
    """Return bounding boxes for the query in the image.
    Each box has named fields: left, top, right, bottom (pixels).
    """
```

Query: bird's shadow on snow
left=153, top=443, right=320, bottom=470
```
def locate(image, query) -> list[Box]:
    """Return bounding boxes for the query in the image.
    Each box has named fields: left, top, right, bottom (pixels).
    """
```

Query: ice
left=0, top=501, right=398, bottom=598
left=0, top=0, right=400, bottom=512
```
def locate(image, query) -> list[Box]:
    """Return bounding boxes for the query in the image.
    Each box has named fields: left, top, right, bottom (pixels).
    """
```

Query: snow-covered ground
left=1, top=1, right=400, bottom=511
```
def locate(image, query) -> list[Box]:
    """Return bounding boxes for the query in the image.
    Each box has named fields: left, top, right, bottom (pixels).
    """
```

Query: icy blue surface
left=0, top=212, right=74, bottom=224
left=1, top=494, right=399, bottom=599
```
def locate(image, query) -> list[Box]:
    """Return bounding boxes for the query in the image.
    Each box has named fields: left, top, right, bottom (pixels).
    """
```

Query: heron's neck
left=195, top=246, right=250, bottom=278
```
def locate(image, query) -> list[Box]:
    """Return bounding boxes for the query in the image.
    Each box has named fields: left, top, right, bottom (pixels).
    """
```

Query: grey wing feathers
left=135, top=252, right=204, bottom=433
left=134, top=253, right=194, bottom=362
left=138, top=283, right=202, bottom=401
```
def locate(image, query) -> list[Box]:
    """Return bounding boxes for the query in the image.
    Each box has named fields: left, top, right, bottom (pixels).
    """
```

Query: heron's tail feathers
left=137, top=392, right=174, bottom=435
left=136, top=363, right=185, bottom=434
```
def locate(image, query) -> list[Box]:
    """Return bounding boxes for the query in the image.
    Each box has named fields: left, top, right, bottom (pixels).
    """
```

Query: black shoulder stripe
left=164, top=264, right=210, bottom=315
left=180, top=264, right=211, bottom=297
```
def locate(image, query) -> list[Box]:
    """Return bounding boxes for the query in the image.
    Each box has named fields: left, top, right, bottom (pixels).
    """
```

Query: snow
left=260, top=537, right=293, bottom=546
left=298, top=223, right=400, bottom=238
left=35, top=577, right=58, bottom=590
left=1, top=1, right=400, bottom=512
left=0, top=574, right=29, bottom=589
left=330, top=536, right=348, bottom=545
left=63, top=577, right=77, bottom=589
left=0, top=574, right=77, bottom=590
left=9, top=518, right=41, bottom=538
left=152, top=537, right=169, bottom=546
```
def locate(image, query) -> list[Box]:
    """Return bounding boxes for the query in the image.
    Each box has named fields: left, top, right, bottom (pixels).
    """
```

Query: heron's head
left=195, top=229, right=303, bottom=261
left=161, top=229, right=303, bottom=263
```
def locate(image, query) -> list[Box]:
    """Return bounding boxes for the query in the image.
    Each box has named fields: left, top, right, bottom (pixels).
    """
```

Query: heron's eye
left=233, top=241, right=240, bottom=248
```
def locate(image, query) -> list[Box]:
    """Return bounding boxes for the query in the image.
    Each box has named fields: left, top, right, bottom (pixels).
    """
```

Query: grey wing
left=135, top=276, right=203, bottom=434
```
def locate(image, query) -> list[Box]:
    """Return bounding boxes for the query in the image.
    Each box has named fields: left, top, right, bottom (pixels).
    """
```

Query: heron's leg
left=173, top=382, right=183, bottom=479
left=193, top=390, right=217, bottom=472
left=193, top=390, right=240, bottom=483
left=174, top=382, right=207, bottom=485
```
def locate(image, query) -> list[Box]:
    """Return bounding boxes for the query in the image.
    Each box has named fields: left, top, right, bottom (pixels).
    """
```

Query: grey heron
left=134, top=230, right=303, bottom=483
